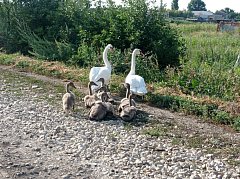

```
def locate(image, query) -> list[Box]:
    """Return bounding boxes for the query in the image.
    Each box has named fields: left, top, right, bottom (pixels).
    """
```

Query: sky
left=162, top=0, right=240, bottom=13
left=113, top=0, right=240, bottom=13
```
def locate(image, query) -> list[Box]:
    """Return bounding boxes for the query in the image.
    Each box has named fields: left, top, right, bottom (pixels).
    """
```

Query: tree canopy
left=215, top=8, right=240, bottom=19
left=187, top=0, right=207, bottom=11
left=171, top=0, right=179, bottom=10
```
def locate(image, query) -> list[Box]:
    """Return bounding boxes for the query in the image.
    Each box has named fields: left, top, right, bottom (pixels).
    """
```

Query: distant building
left=192, top=11, right=214, bottom=20
left=208, top=14, right=225, bottom=22
left=214, top=11, right=229, bottom=19
left=188, top=11, right=229, bottom=22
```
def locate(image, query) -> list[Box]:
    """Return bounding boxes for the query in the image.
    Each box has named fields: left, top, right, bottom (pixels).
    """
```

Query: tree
left=187, top=0, right=207, bottom=11
left=216, top=8, right=239, bottom=19
left=221, top=8, right=236, bottom=19
left=171, top=0, right=179, bottom=10
left=159, top=0, right=166, bottom=12
left=168, top=10, right=194, bottom=18
left=222, top=7, right=234, bottom=14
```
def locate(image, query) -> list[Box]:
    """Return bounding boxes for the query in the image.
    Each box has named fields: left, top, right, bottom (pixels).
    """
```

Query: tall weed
left=164, top=23, right=240, bottom=101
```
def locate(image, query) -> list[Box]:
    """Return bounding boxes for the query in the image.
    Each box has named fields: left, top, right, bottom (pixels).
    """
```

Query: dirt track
left=0, top=66, right=239, bottom=178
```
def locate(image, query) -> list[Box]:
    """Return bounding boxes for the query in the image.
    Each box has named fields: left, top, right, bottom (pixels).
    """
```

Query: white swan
left=89, top=44, right=113, bottom=92
left=125, top=49, right=147, bottom=96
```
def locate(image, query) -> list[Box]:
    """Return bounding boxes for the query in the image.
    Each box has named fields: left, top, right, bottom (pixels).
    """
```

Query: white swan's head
left=106, top=44, right=113, bottom=51
left=133, top=49, right=143, bottom=56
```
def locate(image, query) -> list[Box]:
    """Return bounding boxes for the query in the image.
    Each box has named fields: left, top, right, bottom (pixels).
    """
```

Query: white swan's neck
left=129, top=51, right=137, bottom=75
left=103, top=47, right=111, bottom=68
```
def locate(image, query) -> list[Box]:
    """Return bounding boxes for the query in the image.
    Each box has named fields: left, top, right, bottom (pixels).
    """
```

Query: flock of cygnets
left=62, top=44, right=148, bottom=122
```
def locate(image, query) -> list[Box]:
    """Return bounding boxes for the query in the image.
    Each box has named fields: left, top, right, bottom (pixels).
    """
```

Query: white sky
left=113, top=0, right=240, bottom=13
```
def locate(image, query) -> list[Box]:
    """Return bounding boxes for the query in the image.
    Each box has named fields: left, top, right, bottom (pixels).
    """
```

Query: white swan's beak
left=110, top=47, right=114, bottom=52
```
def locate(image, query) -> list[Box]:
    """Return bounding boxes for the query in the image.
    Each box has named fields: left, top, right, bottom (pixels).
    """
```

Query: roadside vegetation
left=0, top=0, right=239, bottom=131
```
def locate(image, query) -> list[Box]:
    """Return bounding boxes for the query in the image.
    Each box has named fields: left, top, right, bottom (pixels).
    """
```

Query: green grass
left=172, top=23, right=217, bottom=34
left=143, top=125, right=169, bottom=137
left=143, top=127, right=164, bottom=137
left=16, top=60, right=30, bottom=69
left=186, top=136, right=204, bottom=148
left=123, top=123, right=133, bottom=131
left=0, top=53, right=18, bottom=65
left=146, top=92, right=240, bottom=129
left=166, top=23, right=240, bottom=101
left=172, top=138, right=182, bottom=145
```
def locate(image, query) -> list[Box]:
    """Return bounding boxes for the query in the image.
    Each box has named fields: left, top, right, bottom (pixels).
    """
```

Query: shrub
left=0, top=0, right=185, bottom=70
left=17, top=21, right=73, bottom=61
left=69, top=41, right=98, bottom=67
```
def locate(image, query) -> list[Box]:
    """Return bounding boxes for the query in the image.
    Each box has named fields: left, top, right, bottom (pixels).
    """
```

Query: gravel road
left=0, top=68, right=239, bottom=179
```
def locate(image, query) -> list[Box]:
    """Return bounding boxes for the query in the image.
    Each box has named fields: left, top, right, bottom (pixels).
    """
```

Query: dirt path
left=0, top=66, right=239, bottom=178
left=1, top=65, right=239, bottom=142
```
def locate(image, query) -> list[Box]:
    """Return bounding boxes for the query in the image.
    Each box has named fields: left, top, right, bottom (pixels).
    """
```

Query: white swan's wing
left=125, top=74, right=147, bottom=96
left=98, top=67, right=111, bottom=84
left=89, top=66, right=111, bottom=92
left=89, top=67, right=101, bottom=82
left=137, top=77, right=147, bottom=94
left=89, top=67, right=111, bottom=82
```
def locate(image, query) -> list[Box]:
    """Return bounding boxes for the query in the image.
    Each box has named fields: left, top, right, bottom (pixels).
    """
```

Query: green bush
left=17, top=22, right=73, bottom=61
left=0, top=0, right=185, bottom=70
left=69, top=42, right=98, bottom=67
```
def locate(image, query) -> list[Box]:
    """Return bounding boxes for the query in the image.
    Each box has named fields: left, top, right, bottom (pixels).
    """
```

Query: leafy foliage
left=0, top=0, right=185, bottom=70
left=187, top=0, right=207, bottom=11
left=17, top=20, right=73, bottom=61
left=168, top=10, right=194, bottom=19
left=171, top=0, right=179, bottom=10
left=215, top=8, right=240, bottom=19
